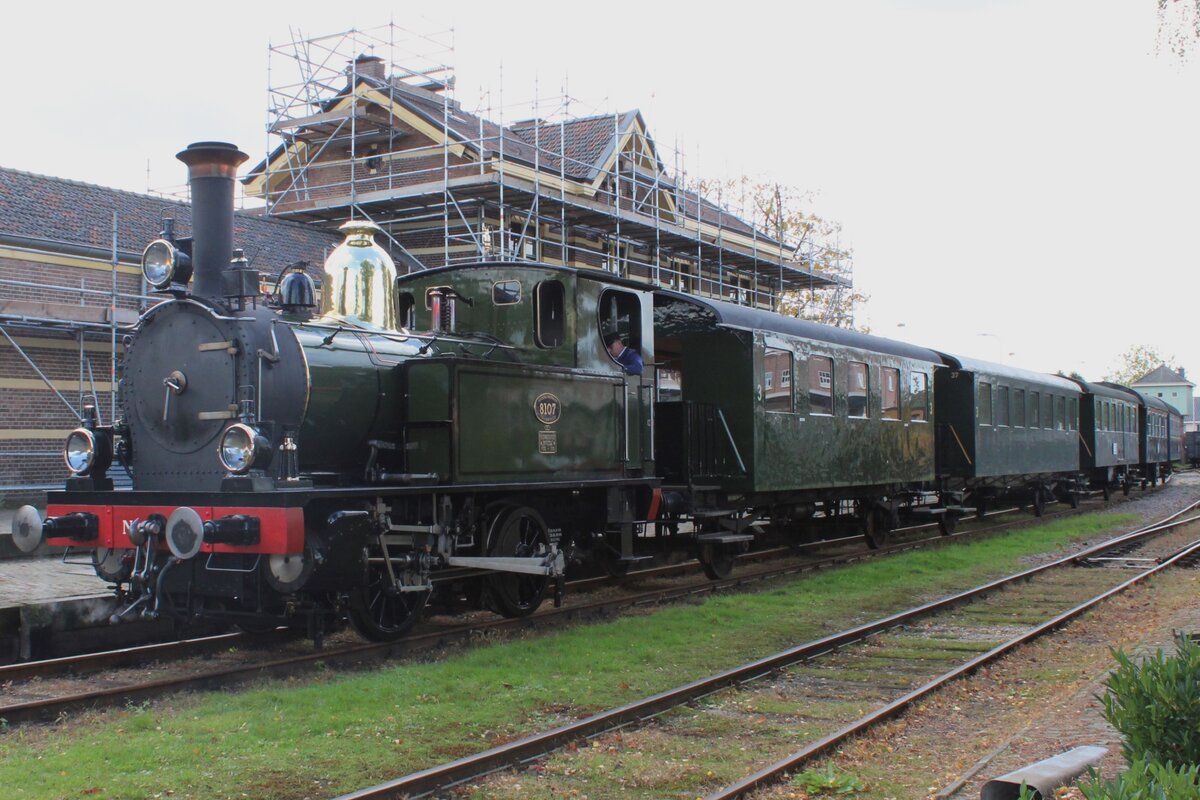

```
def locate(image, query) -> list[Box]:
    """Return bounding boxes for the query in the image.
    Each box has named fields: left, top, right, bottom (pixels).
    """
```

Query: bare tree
left=1157, top=0, right=1200, bottom=60
left=691, top=176, right=868, bottom=330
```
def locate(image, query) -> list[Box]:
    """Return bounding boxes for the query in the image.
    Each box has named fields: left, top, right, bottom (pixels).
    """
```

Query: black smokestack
left=176, top=142, right=248, bottom=301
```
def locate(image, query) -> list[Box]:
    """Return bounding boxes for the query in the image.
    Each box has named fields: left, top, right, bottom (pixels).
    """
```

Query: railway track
left=329, top=501, right=1200, bottom=800
left=0, top=496, right=1101, bottom=726
left=1, top=489, right=1094, bottom=670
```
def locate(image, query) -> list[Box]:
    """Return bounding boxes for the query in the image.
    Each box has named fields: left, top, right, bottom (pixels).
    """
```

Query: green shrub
left=1077, top=759, right=1200, bottom=799
left=792, top=762, right=865, bottom=795
left=1101, top=634, right=1200, bottom=765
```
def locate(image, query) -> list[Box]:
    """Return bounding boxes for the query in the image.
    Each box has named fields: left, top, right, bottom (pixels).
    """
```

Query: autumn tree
left=1103, top=344, right=1180, bottom=385
left=690, top=176, right=868, bottom=330
left=1157, top=0, right=1200, bottom=60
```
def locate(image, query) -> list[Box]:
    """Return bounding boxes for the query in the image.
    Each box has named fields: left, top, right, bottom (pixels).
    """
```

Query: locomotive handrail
left=296, top=318, right=517, bottom=351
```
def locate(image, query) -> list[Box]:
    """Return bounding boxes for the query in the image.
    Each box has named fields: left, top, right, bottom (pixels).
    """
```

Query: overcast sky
left=2, top=1, right=1196, bottom=380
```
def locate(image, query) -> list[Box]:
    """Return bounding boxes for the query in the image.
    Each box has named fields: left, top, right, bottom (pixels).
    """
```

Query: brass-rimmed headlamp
left=218, top=423, right=271, bottom=474
left=63, top=427, right=112, bottom=476
left=142, top=239, right=192, bottom=290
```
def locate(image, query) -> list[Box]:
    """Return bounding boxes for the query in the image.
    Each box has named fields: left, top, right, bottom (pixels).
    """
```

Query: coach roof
left=654, top=290, right=944, bottom=363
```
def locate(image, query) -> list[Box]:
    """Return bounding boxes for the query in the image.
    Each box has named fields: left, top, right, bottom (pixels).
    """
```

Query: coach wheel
left=974, top=498, right=988, bottom=520
left=699, top=543, right=735, bottom=580
left=347, top=563, right=430, bottom=642
left=1102, top=486, right=1111, bottom=501
left=937, top=514, right=957, bottom=536
left=603, top=551, right=632, bottom=578
left=483, top=506, right=550, bottom=618
left=1031, top=488, right=1045, bottom=518
left=1067, top=491, right=1080, bottom=509
left=860, top=508, right=886, bottom=549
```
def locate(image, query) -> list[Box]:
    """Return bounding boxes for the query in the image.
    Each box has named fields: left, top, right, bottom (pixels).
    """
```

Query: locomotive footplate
left=39, top=491, right=307, bottom=556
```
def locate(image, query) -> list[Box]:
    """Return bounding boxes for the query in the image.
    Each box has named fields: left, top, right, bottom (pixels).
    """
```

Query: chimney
left=353, top=54, right=385, bottom=82
left=176, top=142, right=248, bottom=302
left=1180, top=368, right=1187, bottom=380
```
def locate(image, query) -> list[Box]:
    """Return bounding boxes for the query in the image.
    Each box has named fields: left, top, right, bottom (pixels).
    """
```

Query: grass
left=0, top=512, right=1136, bottom=799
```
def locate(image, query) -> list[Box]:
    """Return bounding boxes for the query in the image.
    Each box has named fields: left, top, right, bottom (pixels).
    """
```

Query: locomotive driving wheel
left=347, top=560, right=430, bottom=642
left=483, top=506, right=550, bottom=618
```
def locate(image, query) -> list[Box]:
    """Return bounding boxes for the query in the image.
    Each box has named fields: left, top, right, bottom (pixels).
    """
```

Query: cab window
left=535, top=280, right=565, bottom=348
left=492, top=280, right=521, bottom=305
left=397, top=291, right=416, bottom=329
left=598, top=288, right=641, bottom=351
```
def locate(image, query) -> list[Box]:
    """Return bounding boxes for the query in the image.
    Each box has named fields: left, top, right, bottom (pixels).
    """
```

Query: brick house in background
left=0, top=166, right=339, bottom=497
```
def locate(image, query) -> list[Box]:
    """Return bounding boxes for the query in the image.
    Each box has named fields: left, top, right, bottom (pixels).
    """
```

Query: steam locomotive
left=10, top=141, right=1183, bottom=642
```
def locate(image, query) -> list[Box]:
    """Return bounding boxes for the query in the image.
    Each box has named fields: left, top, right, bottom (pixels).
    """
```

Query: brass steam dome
left=321, top=220, right=398, bottom=330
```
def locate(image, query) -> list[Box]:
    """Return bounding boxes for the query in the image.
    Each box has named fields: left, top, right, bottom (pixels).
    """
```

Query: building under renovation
left=0, top=24, right=852, bottom=498
left=248, top=25, right=850, bottom=312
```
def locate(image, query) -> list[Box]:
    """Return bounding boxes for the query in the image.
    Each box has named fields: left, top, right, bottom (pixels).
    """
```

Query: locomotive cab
left=394, top=263, right=657, bottom=480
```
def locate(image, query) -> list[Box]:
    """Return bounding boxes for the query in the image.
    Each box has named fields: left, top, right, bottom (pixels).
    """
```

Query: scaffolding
left=257, top=24, right=854, bottom=315
left=0, top=212, right=146, bottom=493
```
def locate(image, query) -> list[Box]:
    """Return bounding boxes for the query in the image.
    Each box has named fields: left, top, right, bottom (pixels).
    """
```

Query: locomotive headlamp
left=64, top=428, right=96, bottom=474
left=218, top=423, right=270, bottom=474
left=142, top=239, right=192, bottom=289
left=63, top=427, right=113, bottom=476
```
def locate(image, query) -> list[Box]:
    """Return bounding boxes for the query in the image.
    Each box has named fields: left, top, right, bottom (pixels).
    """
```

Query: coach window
left=978, top=381, right=993, bottom=426
left=1013, top=388, right=1026, bottom=427
left=996, top=386, right=1010, bottom=427
left=764, top=348, right=794, bottom=413
left=848, top=361, right=869, bottom=418
left=1042, top=394, right=1053, bottom=429
left=598, top=288, right=641, bottom=352
left=1029, top=391, right=1040, bottom=427
left=882, top=367, right=901, bottom=420
left=536, top=280, right=566, bottom=348
left=809, top=356, right=833, bottom=415
left=909, top=371, right=928, bottom=421
left=1069, top=398, right=1078, bottom=431
left=1056, top=396, right=1067, bottom=431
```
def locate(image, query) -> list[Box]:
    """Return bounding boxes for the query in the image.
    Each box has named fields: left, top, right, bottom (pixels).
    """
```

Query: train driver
left=605, top=332, right=644, bottom=376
